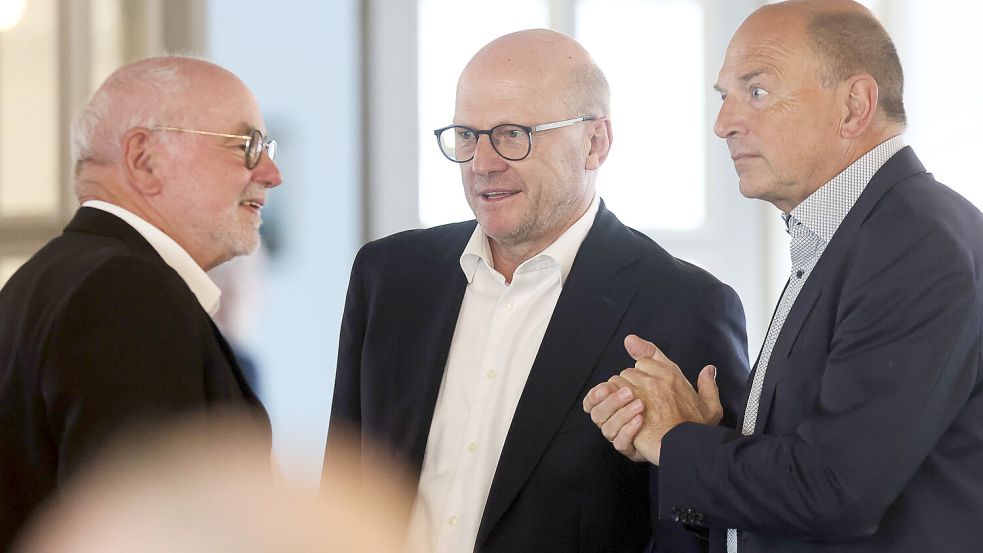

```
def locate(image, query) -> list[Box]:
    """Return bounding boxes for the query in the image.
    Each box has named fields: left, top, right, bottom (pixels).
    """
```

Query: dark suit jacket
left=0, top=207, right=269, bottom=551
left=326, top=202, right=750, bottom=553
left=660, top=148, right=983, bottom=552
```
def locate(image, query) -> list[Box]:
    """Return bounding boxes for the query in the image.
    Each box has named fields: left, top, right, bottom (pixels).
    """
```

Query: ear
left=121, top=127, right=163, bottom=195
left=585, top=118, right=613, bottom=170
left=840, top=74, right=879, bottom=139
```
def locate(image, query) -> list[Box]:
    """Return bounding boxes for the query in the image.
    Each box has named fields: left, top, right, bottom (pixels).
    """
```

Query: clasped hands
left=582, top=335, right=722, bottom=465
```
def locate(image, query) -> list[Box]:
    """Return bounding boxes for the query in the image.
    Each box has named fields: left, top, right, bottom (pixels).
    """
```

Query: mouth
left=478, top=190, right=520, bottom=202
left=240, top=199, right=264, bottom=214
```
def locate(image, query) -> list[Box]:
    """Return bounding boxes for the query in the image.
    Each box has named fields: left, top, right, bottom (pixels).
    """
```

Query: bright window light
left=577, top=0, right=706, bottom=231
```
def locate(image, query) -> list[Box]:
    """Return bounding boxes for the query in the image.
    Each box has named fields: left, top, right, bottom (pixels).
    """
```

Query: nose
left=713, top=96, right=746, bottom=139
left=469, top=134, right=508, bottom=175
left=253, top=152, right=283, bottom=188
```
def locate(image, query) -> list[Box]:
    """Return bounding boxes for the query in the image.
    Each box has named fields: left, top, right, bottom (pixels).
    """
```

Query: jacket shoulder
left=623, top=225, right=740, bottom=302
left=353, top=220, right=476, bottom=269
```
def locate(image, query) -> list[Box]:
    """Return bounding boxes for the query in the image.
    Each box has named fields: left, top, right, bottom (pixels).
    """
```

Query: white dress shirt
left=407, top=194, right=600, bottom=553
left=82, top=200, right=221, bottom=316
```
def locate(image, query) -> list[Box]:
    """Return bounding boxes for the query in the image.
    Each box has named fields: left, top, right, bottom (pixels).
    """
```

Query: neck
left=487, top=198, right=594, bottom=283
left=779, top=126, right=903, bottom=213
left=488, top=239, right=543, bottom=284
left=76, top=167, right=217, bottom=271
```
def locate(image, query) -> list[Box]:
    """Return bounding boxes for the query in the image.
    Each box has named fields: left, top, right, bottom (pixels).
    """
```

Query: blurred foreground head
left=14, top=415, right=415, bottom=553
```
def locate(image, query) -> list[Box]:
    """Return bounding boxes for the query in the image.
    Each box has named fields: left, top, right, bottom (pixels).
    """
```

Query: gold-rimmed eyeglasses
left=153, top=126, right=277, bottom=169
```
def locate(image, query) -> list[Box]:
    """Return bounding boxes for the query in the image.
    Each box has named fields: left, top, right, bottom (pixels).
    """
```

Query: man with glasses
left=326, top=29, right=748, bottom=553
left=0, top=56, right=281, bottom=550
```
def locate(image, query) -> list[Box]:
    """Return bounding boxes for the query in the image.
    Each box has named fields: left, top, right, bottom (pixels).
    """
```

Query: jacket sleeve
left=657, top=216, right=983, bottom=541
left=40, top=256, right=211, bottom=483
left=323, top=246, right=369, bottom=475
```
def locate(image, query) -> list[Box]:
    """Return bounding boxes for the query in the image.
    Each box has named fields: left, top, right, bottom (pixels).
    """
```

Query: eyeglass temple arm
left=531, top=115, right=594, bottom=132
left=153, top=127, right=252, bottom=141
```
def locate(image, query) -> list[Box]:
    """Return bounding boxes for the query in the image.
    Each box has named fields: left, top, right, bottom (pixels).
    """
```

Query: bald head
left=747, top=0, right=905, bottom=125
left=70, top=56, right=253, bottom=174
left=458, top=29, right=609, bottom=120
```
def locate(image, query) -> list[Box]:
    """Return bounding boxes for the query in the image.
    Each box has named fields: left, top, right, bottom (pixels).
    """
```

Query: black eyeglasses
left=153, top=126, right=277, bottom=169
left=434, top=115, right=594, bottom=163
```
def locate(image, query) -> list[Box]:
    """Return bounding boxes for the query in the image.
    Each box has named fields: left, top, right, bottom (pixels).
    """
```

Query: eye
left=505, top=129, right=521, bottom=139
left=750, top=86, right=769, bottom=99
left=457, top=129, right=473, bottom=140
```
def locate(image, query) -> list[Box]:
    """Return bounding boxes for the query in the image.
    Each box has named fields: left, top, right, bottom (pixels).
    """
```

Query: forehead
left=454, top=67, right=569, bottom=126
left=718, top=15, right=814, bottom=84
left=190, top=73, right=265, bottom=132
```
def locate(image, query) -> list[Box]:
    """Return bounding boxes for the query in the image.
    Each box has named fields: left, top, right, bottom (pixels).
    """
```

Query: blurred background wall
left=0, top=0, right=980, bottom=487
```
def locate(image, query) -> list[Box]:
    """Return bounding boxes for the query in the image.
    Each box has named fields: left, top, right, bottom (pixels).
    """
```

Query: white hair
left=69, top=57, right=197, bottom=169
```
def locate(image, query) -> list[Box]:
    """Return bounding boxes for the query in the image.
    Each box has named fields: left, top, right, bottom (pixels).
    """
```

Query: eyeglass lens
left=245, top=129, right=277, bottom=169
left=438, top=124, right=530, bottom=162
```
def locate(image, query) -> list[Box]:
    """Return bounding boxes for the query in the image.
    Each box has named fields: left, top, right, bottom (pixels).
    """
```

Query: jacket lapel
left=476, top=204, right=639, bottom=547
left=391, top=224, right=474, bottom=478
left=752, top=147, right=928, bottom=428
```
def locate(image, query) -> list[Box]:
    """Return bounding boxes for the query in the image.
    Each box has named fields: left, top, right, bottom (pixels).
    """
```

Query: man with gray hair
left=0, top=56, right=282, bottom=550
left=585, top=1, right=983, bottom=551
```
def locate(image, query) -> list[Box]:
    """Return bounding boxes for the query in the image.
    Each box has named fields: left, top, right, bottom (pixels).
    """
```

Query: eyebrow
left=714, top=69, right=774, bottom=93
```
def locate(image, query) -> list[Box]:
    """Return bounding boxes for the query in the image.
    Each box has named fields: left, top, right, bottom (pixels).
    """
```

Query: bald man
left=325, top=29, right=749, bottom=553
left=0, top=56, right=282, bottom=550
left=585, top=1, right=983, bottom=552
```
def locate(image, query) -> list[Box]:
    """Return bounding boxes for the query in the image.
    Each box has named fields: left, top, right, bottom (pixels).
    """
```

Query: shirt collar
left=789, top=135, right=905, bottom=245
left=82, top=200, right=222, bottom=316
left=460, top=193, right=600, bottom=285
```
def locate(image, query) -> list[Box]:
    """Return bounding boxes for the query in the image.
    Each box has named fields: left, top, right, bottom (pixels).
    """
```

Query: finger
left=583, top=382, right=618, bottom=413
left=611, top=413, right=644, bottom=459
left=618, top=367, right=648, bottom=387
left=588, top=385, right=635, bottom=427
left=632, top=357, right=666, bottom=377
left=608, top=374, right=632, bottom=389
left=624, top=334, right=667, bottom=362
left=600, top=398, right=644, bottom=442
left=697, top=365, right=724, bottom=425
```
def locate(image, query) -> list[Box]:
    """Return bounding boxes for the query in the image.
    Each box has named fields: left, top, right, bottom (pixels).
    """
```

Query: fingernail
left=619, top=388, right=632, bottom=400
left=711, top=366, right=717, bottom=381
left=631, top=399, right=643, bottom=411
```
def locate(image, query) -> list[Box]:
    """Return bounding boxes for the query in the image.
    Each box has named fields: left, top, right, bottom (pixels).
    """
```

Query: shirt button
left=506, top=302, right=516, bottom=312
left=448, top=515, right=459, bottom=527
left=486, top=369, right=496, bottom=379
left=468, top=442, right=477, bottom=453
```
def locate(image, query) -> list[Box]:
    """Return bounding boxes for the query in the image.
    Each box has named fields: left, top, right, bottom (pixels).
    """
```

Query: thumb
left=697, top=365, right=723, bottom=424
left=624, top=334, right=662, bottom=361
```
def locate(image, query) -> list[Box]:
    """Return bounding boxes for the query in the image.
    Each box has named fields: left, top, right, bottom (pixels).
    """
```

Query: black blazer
left=0, top=208, right=268, bottom=551
left=326, top=202, right=750, bottom=553
left=659, top=148, right=983, bottom=553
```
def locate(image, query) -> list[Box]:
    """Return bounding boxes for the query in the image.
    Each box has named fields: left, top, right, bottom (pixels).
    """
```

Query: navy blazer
left=0, top=208, right=269, bottom=551
left=326, top=202, right=750, bottom=553
left=660, top=148, right=983, bottom=552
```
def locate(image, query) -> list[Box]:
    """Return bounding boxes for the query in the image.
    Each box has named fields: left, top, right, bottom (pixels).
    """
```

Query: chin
left=737, top=177, right=771, bottom=202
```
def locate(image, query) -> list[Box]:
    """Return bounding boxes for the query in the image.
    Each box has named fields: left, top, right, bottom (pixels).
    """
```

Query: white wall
left=207, top=0, right=362, bottom=487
